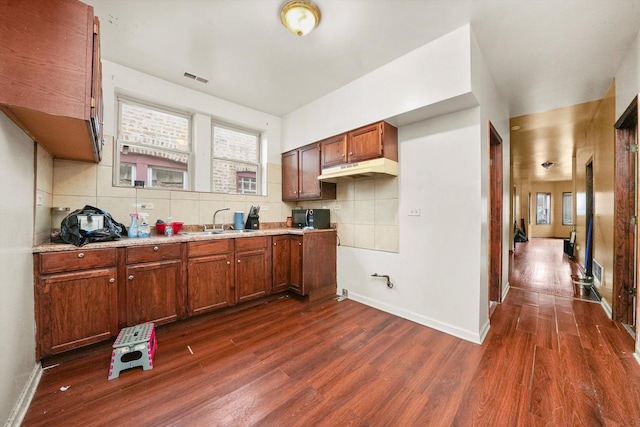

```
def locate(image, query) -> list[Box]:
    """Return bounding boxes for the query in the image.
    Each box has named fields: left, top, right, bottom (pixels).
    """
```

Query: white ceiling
left=86, top=0, right=640, bottom=182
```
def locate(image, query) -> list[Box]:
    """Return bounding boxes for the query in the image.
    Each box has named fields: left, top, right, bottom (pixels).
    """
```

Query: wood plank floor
left=23, top=245, right=640, bottom=426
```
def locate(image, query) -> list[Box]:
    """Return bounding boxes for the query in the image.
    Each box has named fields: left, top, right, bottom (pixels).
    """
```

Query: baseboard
left=600, top=298, right=613, bottom=319
left=502, top=281, right=510, bottom=301
left=347, top=290, right=486, bottom=344
left=6, top=362, right=42, bottom=427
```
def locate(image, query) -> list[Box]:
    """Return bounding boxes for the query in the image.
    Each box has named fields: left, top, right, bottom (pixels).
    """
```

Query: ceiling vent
left=183, top=72, right=209, bottom=84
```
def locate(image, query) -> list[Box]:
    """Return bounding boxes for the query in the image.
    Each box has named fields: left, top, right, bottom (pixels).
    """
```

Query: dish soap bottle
left=128, top=213, right=139, bottom=238
left=138, top=213, right=151, bottom=237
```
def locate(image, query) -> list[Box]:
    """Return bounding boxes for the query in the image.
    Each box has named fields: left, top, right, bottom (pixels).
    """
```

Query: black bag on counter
left=53, top=205, right=127, bottom=246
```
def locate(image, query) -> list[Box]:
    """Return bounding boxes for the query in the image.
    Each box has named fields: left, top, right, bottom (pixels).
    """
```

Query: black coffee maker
left=245, top=205, right=260, bottom=229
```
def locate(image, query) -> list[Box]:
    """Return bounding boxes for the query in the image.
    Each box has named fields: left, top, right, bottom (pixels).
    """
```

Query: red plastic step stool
left=108, top=323, right=157, bottom=380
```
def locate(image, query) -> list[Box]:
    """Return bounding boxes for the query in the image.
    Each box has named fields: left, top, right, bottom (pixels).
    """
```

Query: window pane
left=212, top=159, right=258, bottom=194
left=213, top=125, right=258, bottom=163
left=562, top=192, right=573, bottom=225
left=149, top=167, right=186, bottom=189
left=536, top=192, right=551, bottom=225
left=121, top=103, right=190, bottom=152
left=117, top=98, right=191, bottom=189
left=212, top=122, right=261, bottom=195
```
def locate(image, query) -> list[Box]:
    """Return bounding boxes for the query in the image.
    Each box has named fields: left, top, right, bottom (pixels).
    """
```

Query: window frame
left=536, top=192, right=551, bottom=225
left=562, top=192, right=573, bottom=225
left=211, top=121, right=261, bottom=195
left=114, top=95, right=193, bottom=190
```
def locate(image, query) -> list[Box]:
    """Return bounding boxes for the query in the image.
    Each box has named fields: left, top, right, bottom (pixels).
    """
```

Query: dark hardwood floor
left=23, top=243, right=640, bottom=426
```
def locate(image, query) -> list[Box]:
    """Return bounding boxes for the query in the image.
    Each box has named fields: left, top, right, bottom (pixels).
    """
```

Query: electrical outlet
left=138, top=203, right=155, bottom=210
left=333, top=204, right=341, bottom=210
left=260, top=205, right=269, bottom=211
left=36, top=194, right=43, bottom=206
left=408, top=208, right=421, bottom=216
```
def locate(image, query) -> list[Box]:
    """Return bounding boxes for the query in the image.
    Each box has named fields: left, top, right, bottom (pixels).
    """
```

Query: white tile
left=36, top=145, right=53, bottom=193
left=375, top=225, right=399, bottom=253
left=336, top=181, right=355, bottom=201
left=375, top=199, right=399, bottom=225
left=97, top=165, right=136, bottom=198
left=136, top=188, right=171, bottom=199
left=170, top=199, right=199, bottom=225
left=333, top=201, right=355, bottom=224
left=354, top=179, right=375, bottom=200
left=171, top=190, right=200, bottom=200
left=53, top=160, right=98, bottom=197
left=52, top=195, right=97, bottom=212
left=337, top=223, right=355, bottom=247
left=100, top=135, right=114, bottom=167
left=354, top=224, right=375, bottom=249
left=354, top=200, right=375, bottom=224
left=95, top=197, right=137, bottom=226
left=375, top=176, right=399, bottom=199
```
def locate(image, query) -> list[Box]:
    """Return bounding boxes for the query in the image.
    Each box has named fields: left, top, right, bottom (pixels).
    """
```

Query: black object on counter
left=245, top=205, right=260, bottom=230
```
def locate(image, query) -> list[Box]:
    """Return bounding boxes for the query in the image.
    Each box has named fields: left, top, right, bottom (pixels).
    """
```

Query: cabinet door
left=236, top=238, right=271, bottom=303
left=320, top=134, right=348, bottom=168
left=188, top=254, right=234, bottom=315
left=90, top=16, right=104, bottom=160
left=272, top=235, right=291, bottom=293
left=282, top=150, right=300, bottom=201
left=348, top=123, right=383, bottom=162
left=126, top=260, right=182, bottom=326
left=299, top=144, right=321, bottom=199
left=37, top=268, right=117, bottom=357
left=290, top=236, right=304, bottom=294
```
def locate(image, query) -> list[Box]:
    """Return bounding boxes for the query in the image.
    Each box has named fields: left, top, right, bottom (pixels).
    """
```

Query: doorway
left=489, top=122, right=503, bottom=306
left=613, top=95, right=638, bottom=328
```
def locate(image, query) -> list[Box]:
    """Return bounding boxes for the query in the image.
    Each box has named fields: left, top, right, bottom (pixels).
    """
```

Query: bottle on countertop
left=138, top=213, right=151, bottom=237
left=128, top=213, right=139, bottom=238
left=164, top=216, right=173, bottom=236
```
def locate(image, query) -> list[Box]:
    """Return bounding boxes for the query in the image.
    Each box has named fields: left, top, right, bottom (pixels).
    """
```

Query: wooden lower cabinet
left=272, top=235, right=291, bottom=293
left=235, top=236, right=271, bottom=303
left=124, top=244, right=185, bottom=326
left=35, top=250, right=118, bottom=358
left=187, top=240, right=234, bottom=315
left=33, top=231, right=336, bottom=358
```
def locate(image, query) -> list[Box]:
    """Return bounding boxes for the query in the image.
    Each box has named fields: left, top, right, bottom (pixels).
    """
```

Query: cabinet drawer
left=235, top=236, right=269, bottom=252
left=40, top=249, right=116, bottom=274
left=188, top=239, right=233, bottom=258
left=126, top=244, right=182, bottom=264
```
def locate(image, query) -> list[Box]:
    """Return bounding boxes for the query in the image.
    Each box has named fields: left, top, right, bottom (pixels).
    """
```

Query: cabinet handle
left=128, top=275, right=134, bottom=280
left=237, top=259, right=241, bottom=263
left=109, top=278, right=115, bottom=283
left=273, top=242, right=277, bottom=246
left=341, top=153, right=345, bottom=157
left=349, top=152, right=353, bottom=155
left=153, top=246, right=159, bottom=252
left=227, top=261, right=231, bottom=265
left=298, top=242, right=302, bottom=246
left=78, top=253, right=85, bottom=258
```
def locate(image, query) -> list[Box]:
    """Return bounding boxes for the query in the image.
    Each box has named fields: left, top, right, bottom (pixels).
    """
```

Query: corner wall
left=0, top=114, right=37, bottom=424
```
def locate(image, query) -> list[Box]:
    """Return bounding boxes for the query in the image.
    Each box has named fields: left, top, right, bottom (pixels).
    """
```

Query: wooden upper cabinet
left=281, top=143, right=336, bottom=202
left=0, top=0, right=103, bottom=162
left=282, top=150, right=300, bottom=201
left=319, top=121, right=398, bottom=168
left=319, top=134, right=348, bottom=168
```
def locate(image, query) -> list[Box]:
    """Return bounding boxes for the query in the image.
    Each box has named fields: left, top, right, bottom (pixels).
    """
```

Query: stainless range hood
left=317, top=157, right=398, bottom=182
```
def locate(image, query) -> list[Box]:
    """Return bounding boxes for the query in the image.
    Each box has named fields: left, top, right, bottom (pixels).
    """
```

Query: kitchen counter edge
left=33, top=228, right=336, bottom=253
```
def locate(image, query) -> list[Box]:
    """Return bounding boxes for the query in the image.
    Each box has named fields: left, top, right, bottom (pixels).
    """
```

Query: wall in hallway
left=574, top=83, right=616, bottom=306
left=526, top=180, right=574, bottom=239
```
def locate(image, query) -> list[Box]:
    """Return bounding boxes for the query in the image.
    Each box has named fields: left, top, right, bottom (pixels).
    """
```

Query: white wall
left=282, top=25, right=474, bottom=150
left=0, top=114, right=37, bottom=424
left=615, top=29, right=640, bottom=119
left=284, top=24, right=509, bottom=343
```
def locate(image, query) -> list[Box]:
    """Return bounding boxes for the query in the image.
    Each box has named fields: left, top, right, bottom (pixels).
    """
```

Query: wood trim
left=489, top=122, right=503, bottom=304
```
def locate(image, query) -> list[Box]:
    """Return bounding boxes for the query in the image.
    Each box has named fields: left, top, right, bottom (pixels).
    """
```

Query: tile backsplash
left=36, top=135, right=399, bottom=252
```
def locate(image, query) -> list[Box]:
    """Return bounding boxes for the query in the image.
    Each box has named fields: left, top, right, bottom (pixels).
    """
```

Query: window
left=116, top=97, right=191, bottom=189
left=562, top=192, right=573, bottom=225
left=536, top=192, right=551, bottom=224
left=212, top=122, right=260, bottom=194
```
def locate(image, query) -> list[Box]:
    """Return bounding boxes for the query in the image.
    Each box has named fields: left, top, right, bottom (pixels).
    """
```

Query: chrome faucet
left=206, top=207, right=230, bottom=231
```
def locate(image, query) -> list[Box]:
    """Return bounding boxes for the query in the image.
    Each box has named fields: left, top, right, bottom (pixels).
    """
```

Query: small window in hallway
left=562, top=192, right=573, bottom=225
left=536, top=192, right=551, bottom=224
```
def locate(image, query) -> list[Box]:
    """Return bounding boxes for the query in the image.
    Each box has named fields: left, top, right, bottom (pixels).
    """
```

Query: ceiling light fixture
left=280, top=0, right=320, bottom=36
left=541, top=161, right=554, bottom=169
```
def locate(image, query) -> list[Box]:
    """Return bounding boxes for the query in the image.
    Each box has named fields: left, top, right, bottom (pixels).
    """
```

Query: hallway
left=509, top=237, right=596, bottom=301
